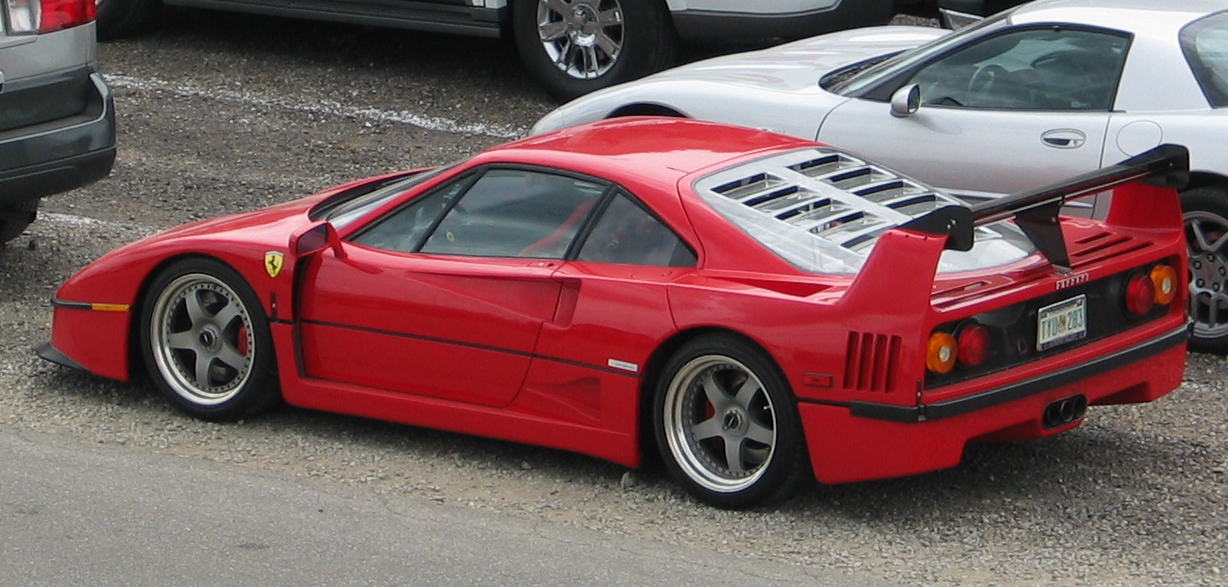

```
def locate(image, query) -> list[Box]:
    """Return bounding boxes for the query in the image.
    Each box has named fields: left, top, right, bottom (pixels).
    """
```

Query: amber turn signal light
left=1150, top=264, right=1178, bottom=306
left=926, top=331, right=957, bottom=374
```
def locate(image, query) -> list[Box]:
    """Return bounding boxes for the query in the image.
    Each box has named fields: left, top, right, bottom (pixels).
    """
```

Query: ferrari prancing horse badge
left=264, top=251, right=284, bottom=278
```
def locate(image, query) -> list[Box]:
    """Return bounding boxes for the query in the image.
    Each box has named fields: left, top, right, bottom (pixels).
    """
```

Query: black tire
left=0, top=199, right=38, bottom=245
left=653, top=334, right=809, bottom=509
left=1181, top=186, right=1228, bottom=353
left=139, top=258, right=280, bottom=421
left=96, top=0, right=161, bottom=40
left=513, top=0, right=679, bottom=101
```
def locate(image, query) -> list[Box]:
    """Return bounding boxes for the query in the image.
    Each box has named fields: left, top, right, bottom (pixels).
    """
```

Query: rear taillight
left=956, top=323, right=990, bottom=367
left=927, top=321, right=993, bottom=374
left=1125, top=273, right=1156, bottom=315
left=3, top=0, right=95, bottom=34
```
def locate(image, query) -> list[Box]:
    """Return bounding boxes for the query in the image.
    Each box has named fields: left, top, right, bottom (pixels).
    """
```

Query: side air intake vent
left=844, top=331, right=901, bottom=393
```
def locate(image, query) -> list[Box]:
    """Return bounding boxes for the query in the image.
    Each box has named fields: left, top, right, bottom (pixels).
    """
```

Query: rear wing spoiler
left=900, top=144, right=1190, bottom=270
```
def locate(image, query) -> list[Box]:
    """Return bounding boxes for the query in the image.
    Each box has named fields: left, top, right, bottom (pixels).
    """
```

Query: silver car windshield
left=830, top=12, right=1012, bottom=97
left=694, top=148, right=1036, bottom=275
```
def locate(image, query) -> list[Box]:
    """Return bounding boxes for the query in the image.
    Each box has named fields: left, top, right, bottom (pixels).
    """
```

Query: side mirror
left=291, top=221, right=346, bottom=259
left=890, top=84, right=921, bottom=118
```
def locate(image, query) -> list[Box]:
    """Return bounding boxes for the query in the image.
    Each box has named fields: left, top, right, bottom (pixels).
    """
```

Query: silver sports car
left=533, top=0, right=1228, bottom=353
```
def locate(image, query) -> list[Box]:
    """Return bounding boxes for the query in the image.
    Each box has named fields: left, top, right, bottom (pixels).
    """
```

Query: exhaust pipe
left=1042, top=394, right=1087, bottom=429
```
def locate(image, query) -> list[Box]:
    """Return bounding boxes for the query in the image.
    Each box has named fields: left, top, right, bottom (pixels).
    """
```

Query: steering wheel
left=968, top=64, right=1008, bottom=95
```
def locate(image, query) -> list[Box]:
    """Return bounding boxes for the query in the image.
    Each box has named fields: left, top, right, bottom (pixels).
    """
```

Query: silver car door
left=817, top=24, right=1129, bottom=198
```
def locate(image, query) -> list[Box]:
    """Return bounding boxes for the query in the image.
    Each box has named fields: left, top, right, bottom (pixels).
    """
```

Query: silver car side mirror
left=891, top=84, right=921, bottom=118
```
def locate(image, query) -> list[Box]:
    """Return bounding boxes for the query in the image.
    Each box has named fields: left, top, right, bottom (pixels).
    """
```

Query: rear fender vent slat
left=844, top=331, right=901, bottom=392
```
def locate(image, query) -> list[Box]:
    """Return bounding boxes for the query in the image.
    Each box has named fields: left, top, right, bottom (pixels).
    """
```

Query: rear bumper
left=800, top=326, right=1187, bottom=484
left=670, top=0, right=895, bottom=42
left=0, top=71, right=116, bottom=206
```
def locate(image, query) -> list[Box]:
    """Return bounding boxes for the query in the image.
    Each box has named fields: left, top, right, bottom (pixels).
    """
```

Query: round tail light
left=926, top=331, right=957, bottom=374
left=1125, top=273, right=1156, bottom=315
left=1149, top=264, right=1178, bottom=306
left=957, top=323, right=990, bottom=367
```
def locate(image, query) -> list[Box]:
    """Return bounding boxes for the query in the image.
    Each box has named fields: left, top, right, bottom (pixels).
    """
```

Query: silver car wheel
left=536, top=0, right=624, bottom=81
left=1186, top=209, right=1228, bottom=340
left=662, top=354, right=778, bottom=494
left=148, top=273, right=256, bottom=406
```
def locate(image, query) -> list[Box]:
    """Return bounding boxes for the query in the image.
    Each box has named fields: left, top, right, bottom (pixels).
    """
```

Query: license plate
left=1037, top=295, right=1087, bottom=351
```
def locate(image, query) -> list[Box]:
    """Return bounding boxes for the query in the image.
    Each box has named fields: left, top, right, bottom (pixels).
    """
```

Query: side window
left=909, top=28, right=1129, bottom=110
left=420, top=169, right=605, bottom=258
left=1182, top=12, right=1228, bottom=108
left=577, top=192, right=696, bottom=267
left=349, top=180, right=466, bottom=253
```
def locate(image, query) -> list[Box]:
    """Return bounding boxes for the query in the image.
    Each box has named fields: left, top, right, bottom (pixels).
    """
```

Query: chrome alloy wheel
left=148, top=273, right=256, bottom=406
left=1186, top=209, right=1228, bottom=341
left=535, top=0, right=624, bottom=80
left=662, top=355, right=778, bottom=494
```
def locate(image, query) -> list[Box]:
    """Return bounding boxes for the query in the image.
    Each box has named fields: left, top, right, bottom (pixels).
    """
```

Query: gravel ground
left=2, top=9, right=1227, bottom=587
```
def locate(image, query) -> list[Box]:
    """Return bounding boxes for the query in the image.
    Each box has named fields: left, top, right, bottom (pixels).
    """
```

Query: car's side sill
left=164, top=0, right=505, bottom=37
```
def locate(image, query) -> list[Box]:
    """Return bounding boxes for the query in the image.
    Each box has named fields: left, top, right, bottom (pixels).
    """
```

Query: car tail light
left=926, top=331, right=957, bottom=374
left=1149, top=264, right=1178, bottom=306
left=3, top=0, right=95, bottom=34
left=956, top=323, right=990, bottom=367
left=1125, top=273, right=1156, bottom=315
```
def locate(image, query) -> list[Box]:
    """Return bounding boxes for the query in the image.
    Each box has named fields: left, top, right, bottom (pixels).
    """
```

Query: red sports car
left=39, top=118, right=1190, bottom=508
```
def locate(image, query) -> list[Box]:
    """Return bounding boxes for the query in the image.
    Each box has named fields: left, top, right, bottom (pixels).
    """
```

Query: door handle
left=1041, top=129, right=1087, bottom=149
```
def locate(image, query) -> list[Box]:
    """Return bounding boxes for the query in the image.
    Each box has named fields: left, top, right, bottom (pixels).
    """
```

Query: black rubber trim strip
left=49, top=297, right=95, bottom=310
left=35, top=342, right=86, bottom=371
left=846, top=325, right=1187, bottom=423
left=296, top=319, right=642, bottom=378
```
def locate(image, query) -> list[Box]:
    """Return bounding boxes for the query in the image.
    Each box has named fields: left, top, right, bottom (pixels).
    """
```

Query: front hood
left=635, top=26, right=943, bottom=91
left=533, top=26, right=946, bottom=135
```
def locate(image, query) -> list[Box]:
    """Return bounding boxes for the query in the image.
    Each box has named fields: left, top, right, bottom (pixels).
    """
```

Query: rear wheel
left=0, top=199, right=38, bottom=245
left=653, top=335, right=808, bottom=509
left=1182, top=186, right=1228, bottom=353
left=513, top=0, right=679, bottom=101
left=140, top=258, right=280, bottom=420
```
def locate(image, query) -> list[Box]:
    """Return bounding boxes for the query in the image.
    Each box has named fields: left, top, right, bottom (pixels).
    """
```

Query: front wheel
left=653, top=335, right=809, bottom=509
left=139, top=258, right=280, bottom=420
left=513, top=0, right=679, bottom=101
left=1182, top=186, right=1228, bottom=353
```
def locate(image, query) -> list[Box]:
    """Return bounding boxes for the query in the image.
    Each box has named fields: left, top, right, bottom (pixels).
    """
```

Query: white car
left=533, top=0, right=1228, bottom=353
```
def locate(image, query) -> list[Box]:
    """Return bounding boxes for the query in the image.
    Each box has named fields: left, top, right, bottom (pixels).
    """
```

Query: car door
left=818, top=25, right=1130, bottom=198
left=297, top=167, right=607, bottom=408
left=521, top=189, right=697, bottom=427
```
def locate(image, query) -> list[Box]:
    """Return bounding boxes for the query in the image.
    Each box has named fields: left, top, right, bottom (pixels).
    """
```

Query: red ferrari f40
left=40, top=119, right=1190, bottom=508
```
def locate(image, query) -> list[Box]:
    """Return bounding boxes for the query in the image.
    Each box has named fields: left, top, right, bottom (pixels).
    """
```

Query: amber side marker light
left=926, top=332, right=957, bottom=374
left=1150, top=264, right=1178, bottom=306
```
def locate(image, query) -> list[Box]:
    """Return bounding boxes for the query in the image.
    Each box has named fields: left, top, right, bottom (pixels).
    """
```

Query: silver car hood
left=647, top=26, right=945, bottom=90
left=532, top=26, right=948, bottom=136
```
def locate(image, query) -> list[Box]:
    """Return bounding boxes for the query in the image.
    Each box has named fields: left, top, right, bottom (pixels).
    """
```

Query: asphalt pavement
left=0, top=427, right=899, bottom=587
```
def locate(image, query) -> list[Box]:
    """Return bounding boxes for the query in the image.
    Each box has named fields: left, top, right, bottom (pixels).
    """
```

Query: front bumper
left=0, top=71, right=117, bottom=206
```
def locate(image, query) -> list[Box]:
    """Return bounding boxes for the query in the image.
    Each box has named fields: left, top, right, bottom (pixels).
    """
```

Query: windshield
left=828, top=12, right=1012, bottom=97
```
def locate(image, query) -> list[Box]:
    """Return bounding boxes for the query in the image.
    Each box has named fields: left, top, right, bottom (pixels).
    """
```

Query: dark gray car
left=1, top=0, right=116, bottom=244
